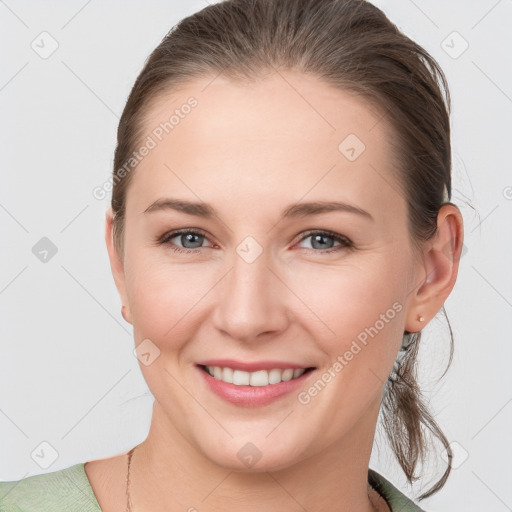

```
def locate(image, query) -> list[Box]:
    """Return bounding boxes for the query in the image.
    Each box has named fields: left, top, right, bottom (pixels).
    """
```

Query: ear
left=405, top=203, right=464, bottom=332
left=104, top=208, right=133, bottom=324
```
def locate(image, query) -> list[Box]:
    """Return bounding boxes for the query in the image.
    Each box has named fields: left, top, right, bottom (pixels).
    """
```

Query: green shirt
left=0, top=463, right=425, bottom=511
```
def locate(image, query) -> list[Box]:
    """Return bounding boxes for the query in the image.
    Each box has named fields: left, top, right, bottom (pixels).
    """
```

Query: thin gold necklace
left=125, top=445, right=389, bottom=512
left=126, top=446, right=136, bottom=512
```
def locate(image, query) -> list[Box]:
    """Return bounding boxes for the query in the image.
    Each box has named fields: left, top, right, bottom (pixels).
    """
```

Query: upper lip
left=196, top=359, right=315, bottom=372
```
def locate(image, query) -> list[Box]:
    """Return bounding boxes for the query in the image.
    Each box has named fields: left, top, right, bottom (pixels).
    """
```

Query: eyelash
left=156, top=228, right=353, bottom=255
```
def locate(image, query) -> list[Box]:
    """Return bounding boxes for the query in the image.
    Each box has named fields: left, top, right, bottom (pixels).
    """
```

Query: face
left=108, top=70, right=426, bottom=471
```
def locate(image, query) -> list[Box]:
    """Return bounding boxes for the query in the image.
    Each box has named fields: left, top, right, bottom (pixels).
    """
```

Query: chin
left=196, top=435, right=307, bottom=473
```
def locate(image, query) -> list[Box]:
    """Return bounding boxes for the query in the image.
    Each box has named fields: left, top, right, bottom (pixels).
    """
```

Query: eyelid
left=158, top=228, right=352, bottom=253
left=158, top=228, right=216, bottom=248
left=295, top=229, right=353, bottom=248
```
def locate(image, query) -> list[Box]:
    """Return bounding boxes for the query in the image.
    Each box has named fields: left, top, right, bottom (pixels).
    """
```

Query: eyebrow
left=143, top=198, right=374, bottom=221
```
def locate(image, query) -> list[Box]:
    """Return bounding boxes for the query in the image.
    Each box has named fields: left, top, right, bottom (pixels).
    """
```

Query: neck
left=128, top=400, right=384, bottom=512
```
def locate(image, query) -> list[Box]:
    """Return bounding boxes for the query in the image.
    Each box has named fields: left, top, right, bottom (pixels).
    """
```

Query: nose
left=212, top=249, right=290, bottom=343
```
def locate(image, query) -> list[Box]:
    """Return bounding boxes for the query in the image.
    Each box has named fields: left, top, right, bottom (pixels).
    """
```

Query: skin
left=85, top=69, right=464, bottom=512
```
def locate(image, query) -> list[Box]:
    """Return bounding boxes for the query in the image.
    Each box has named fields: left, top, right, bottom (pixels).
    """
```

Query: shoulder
left=0, top=463, right=101, bottom=512
left=368, top=469, right=427, bottom=512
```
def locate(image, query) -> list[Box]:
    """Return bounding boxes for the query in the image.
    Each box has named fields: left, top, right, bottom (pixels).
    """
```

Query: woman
left=0, top=0, right=464, bottom=510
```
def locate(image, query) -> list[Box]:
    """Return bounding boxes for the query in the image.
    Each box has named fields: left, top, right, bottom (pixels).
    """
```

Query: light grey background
left=1, top=1, right=511, bottom=511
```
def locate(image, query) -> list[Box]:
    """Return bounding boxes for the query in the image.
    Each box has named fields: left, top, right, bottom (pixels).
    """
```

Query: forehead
left=126, top=70, right=405, bottom=223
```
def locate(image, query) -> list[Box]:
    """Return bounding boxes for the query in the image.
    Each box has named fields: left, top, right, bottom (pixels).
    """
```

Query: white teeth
left=268, top=368, right=282, bottom=385
left=282, top=369, right=294, bottom=381
left=222, top=367, right=233, bottom=383
left=250, top=370, right=268, bottom=387
left=205, top=366, right=307, bottom=386
left=233, top=370, right=250, bottom=385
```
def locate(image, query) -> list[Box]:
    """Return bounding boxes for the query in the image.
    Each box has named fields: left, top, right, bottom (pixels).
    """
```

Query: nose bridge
left=212, top=244, right=288, bottom=341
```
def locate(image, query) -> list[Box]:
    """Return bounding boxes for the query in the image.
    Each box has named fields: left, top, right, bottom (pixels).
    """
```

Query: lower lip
left=196, top=365, right=315, bottom=407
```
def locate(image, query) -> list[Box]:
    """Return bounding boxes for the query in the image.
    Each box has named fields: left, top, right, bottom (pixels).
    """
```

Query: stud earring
left=418, top=315, right=425, bottom=322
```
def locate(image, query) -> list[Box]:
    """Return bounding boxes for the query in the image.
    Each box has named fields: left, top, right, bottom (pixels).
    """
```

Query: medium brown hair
left=111, top=0, right=455, bottom=500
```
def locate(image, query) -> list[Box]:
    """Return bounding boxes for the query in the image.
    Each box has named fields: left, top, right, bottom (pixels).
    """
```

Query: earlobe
left=104, top=208, right=132, bottom=324
left=405, top=203, right=464, bottom=332
left=121, top=304, right=133, bottom=324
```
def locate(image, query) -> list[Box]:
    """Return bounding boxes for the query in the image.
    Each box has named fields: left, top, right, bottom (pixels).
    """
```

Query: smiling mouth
left=198, top=364, right=316, bottom=387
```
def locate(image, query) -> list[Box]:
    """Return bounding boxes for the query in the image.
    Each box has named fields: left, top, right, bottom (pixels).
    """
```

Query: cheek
left=287, top=256, right=407, bottom=367
left=295, top=254, right=405, bottom=321
left=288, top=264, right=407, bottom=429
left=124, top=252, right=218, bottom=345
